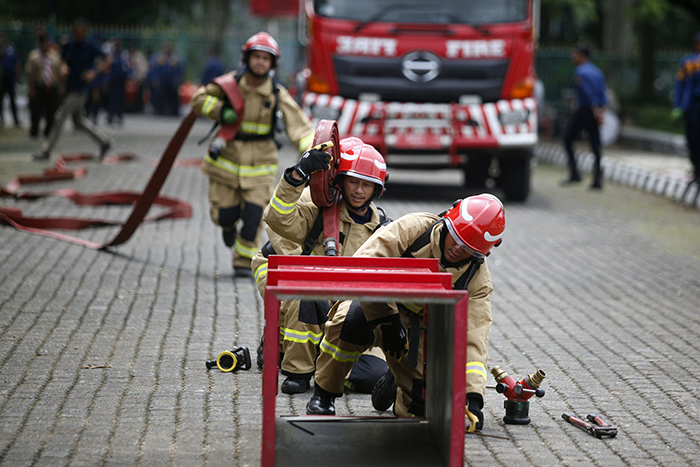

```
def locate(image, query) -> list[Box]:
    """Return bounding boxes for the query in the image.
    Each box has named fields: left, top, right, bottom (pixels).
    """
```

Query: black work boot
left=234, top=266, right=252, bottom=278
left=590, top=168, right=604, bottom=190
left=306, top=385, right=336, bottom=415
left=281, top=375, right=311, bottom=394
left=371, top=370, right=397, bottom=412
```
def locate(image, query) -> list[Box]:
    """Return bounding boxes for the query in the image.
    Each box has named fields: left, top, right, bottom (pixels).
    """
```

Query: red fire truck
left=297, top=0, right=540, bottom=201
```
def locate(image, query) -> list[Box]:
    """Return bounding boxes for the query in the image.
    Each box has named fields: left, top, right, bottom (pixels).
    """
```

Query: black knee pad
left=219, top=206, right=240, bottom=228
left=339, top=301, right=375, bottom=346
left=346, top=354, right=388, bottom=394
left=239, top=203, right=264, bottom=241
left=299, top=300, right=331, bottom=325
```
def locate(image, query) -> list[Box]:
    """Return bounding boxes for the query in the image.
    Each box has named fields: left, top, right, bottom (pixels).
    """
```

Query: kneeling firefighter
left=190, top=32, right=314, bottom=277
left=256, top=137, right=392, bottom=394
left=306, top=194, right=505, bottom=434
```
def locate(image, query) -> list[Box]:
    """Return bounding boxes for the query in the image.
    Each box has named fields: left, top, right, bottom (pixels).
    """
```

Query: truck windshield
left=315, top=0, right=527, bottom=25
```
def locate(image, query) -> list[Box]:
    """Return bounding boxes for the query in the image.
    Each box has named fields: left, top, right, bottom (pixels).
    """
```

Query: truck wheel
left=462, top=153, right=492, bottom=188
left=498, top=152, right=531, bottom=202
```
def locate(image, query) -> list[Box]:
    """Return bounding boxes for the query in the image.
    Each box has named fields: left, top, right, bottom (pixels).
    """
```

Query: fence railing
left=0, top=17, right=301, bottom=86
left=2, top=18, right=693, bottom=105
left=536, top=46, right=688, bottom=107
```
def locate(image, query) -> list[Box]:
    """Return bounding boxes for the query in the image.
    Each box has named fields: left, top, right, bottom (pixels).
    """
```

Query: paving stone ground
left=1, top=110, right=699, bottom=466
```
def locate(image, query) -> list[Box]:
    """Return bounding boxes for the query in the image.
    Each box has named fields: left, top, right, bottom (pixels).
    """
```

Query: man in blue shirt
left=33, top=18, right=114, bottom=162
left=671, top=32, right=700, bottom=183
left=562, top=44, right=607, bottom=189
left=0, top=30, right=23, bottom=128
left=201, top=45, right=225, bottom=85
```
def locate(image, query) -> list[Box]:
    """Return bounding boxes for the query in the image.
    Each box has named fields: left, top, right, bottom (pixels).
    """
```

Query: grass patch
left=619, top=99, right=685, bottom=134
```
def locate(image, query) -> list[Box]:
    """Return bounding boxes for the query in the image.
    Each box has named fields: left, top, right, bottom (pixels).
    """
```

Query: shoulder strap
left=402, top=219, right=442, bottom=258
left=234, top=66, right=247, bottom=83
left=301, top=210, right=324, bottom=255
left=452, top=256, right=484, bottom=290
left=371, top=206, right=392, bottom=234
left=270, top=71, right=283, bottom=135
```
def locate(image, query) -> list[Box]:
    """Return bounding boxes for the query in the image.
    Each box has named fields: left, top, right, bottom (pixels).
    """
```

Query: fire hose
left=308, top=119, right=341, bottom=256
left=0, top=111, right=198, bottom=249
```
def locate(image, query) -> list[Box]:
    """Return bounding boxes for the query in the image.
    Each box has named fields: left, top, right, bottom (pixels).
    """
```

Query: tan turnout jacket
left=191, top=72, right=314, bottom=190
left=353, top=212, right=493, bottom=397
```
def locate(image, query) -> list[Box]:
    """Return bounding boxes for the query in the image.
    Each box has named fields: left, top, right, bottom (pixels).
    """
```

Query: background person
left=671, top=32, right=700, bottom=184
left=562, top=44, right=607, bottom=190
left=32, top=18, right=113, bottom=162
left=25, top=33, right=63, bottom=139
left=0, top=30, right=23, bottom=128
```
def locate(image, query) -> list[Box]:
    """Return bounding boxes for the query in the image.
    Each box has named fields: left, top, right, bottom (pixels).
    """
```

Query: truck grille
left=333, top=55, right=509, bottom=103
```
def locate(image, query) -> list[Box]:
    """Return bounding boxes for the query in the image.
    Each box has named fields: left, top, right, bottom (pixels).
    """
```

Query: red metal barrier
left=262, top=255, right=468, bottom=467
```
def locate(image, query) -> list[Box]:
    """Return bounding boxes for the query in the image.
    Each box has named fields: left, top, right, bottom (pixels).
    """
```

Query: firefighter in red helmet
left=258, top=138, right=391, bottom=394
left=306, top=194, right=505, bottom=434
left=190, top=32, right=314, bottom=277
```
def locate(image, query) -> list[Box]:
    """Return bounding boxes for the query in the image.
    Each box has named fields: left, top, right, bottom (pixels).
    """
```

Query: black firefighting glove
left=380, top=314, right=408, bottom=359
left=466, top=393, right=484, bottom=432
left=293, top=142, right=333, bottom=179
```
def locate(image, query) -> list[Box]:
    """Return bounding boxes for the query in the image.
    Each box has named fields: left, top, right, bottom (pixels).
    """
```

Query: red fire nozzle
left=491, top=366, right=546, bottom=401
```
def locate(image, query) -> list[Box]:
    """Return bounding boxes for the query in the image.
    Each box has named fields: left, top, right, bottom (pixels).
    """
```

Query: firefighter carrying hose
left=305, top=194, right=505, bottom=434
left=257, top=137, right=391, bottom=394
left=190, top=32, right=314, bottom=277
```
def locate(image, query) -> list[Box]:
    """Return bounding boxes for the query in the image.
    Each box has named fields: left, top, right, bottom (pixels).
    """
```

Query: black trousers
left=564, top=106, right=602, bottom=183
left=684, top=96, right=700, bottom=180
left=29, top=86, right=61, bottom=137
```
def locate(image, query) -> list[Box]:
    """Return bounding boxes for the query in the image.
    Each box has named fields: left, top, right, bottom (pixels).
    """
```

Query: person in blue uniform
left=671, top=32, right=700, bottom=183
left=201, top=45, right=225, bottom=85
left=562, top=44, right=607, bottom=189
left=0, top=30, right=23, bottom=128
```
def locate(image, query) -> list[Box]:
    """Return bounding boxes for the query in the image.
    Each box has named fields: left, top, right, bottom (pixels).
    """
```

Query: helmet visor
left=444, top=219, right=484, bottom=258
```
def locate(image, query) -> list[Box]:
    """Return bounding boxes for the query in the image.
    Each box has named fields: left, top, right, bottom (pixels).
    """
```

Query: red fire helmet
left=241, top=32, right=280, bottom=64
left=335, top=143, right=388, bottom=198
left=339, top=136, right=364, bottom=153
left=443, top=194, right=505, bottom=257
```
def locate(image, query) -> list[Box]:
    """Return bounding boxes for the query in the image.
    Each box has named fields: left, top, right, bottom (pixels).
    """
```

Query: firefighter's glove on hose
left=222, top=107, right=238, bottom=124
left=294, top=142, right=333, bottom=179
left=466, top=393, right=484, bottom=432
left=380, top=314, right=408, bottom=359
left=671, top=107, right=684, bottom=121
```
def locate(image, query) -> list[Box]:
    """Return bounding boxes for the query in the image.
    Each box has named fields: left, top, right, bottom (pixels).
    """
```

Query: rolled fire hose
left=308, top=119, right=341, bottom=256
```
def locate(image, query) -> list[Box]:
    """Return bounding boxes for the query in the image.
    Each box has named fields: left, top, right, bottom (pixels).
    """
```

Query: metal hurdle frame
left=262, top=255, right=469, bottom=467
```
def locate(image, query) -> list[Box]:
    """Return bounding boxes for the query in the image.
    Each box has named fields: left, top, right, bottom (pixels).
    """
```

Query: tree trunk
left=638, top=19, right=655, bottom=99
left=204, top=0, right=230, bottom=45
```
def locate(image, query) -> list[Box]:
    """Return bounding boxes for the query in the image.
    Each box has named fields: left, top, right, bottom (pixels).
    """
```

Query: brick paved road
left=1, top=114, right=699, bottom=466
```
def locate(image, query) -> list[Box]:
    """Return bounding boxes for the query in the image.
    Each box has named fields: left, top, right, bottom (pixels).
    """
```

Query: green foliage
left=620, top=98, right=685, bottom=133
left=0, top=0, right=195, bottom=25
left=628, top=0, right=671, bottom=22
left=542, top=0, right=599, bottom=22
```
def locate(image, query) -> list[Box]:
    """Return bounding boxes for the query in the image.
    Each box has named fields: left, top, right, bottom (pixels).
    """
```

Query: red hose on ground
left=0, top=111, right=197, bottom=250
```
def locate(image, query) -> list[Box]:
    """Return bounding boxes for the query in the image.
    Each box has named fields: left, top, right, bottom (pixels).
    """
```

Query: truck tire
left=498, top=151, right=531, bottom=202
left=462, top=153, right=492, bottom=188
